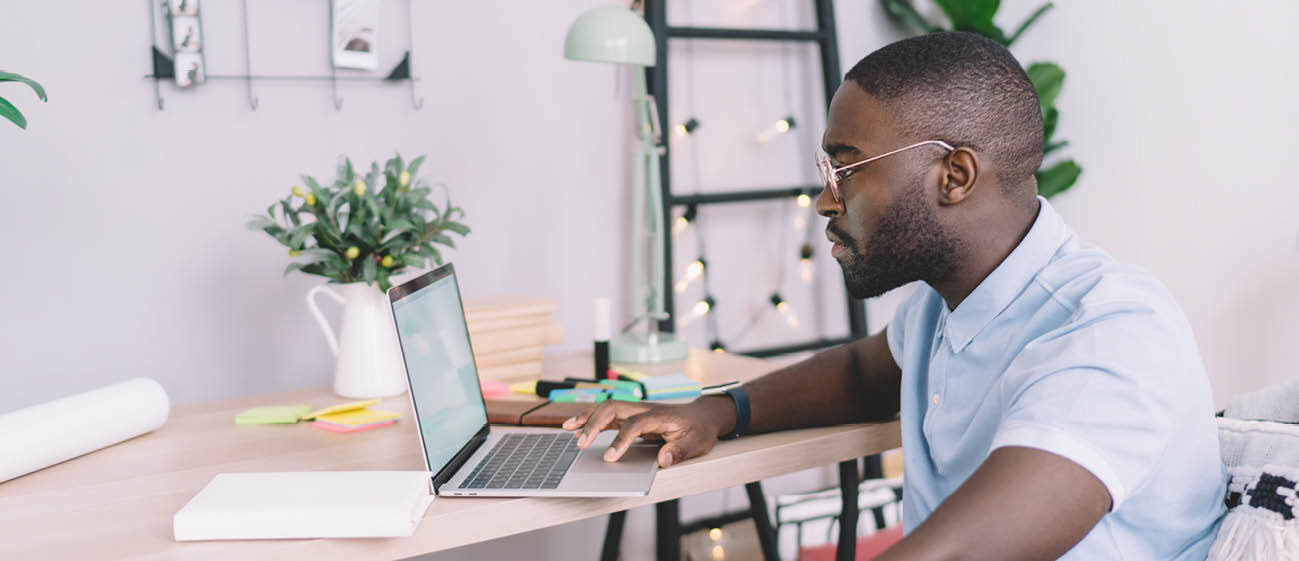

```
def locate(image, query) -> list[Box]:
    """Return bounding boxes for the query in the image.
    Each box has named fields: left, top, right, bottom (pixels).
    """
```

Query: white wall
left=2, top=0, right=1296, bottom=560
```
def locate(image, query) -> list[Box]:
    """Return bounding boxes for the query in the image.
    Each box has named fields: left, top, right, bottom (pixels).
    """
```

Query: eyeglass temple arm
left=835, top=140, right=955, bottom=174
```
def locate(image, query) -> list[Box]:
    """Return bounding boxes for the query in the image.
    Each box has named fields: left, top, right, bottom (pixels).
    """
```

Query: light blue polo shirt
left=887, top=197, right=1227, bottom=559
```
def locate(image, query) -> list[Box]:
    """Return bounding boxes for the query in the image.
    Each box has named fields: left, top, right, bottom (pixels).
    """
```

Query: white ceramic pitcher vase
left=306, top=282, right=408, bottom=398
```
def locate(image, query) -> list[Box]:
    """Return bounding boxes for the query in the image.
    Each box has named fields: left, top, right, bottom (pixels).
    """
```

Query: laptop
left=388, top=263, right=659, bottom=497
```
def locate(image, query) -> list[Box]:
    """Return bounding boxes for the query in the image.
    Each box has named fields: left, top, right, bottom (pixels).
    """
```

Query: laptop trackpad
left=570, top=434, right=659, bottom=473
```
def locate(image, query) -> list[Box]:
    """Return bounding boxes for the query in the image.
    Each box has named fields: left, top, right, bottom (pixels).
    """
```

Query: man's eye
left=838, top=168, right=856, bottom=181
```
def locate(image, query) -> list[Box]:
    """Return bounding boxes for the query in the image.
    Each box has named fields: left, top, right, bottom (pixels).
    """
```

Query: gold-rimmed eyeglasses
left=815, top=140, right=955, bottom=203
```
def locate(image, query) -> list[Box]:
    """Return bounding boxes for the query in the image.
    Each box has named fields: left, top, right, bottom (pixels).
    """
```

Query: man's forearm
left=723, top=329, right=901, bottom=435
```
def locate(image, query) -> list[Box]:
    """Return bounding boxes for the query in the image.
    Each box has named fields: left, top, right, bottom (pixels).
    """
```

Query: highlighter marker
left=594, top=297, right=611, bottom=380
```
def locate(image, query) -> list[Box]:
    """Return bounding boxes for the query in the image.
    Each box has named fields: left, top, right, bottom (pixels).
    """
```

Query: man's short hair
left=845, top=31, right=1043, bottom=196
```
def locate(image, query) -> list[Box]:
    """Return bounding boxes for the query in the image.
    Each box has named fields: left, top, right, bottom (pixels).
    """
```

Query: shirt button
left=932, top=393, right=942, bottom=406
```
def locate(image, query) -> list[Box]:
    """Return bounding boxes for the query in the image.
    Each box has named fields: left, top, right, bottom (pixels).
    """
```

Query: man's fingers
left=603, top=414, right=663, bottom=462
left=561, top=407, right=596, bottom=431
left=576, top=404, right=621, bottom=448
left=658, top=433, right=716, bottom=468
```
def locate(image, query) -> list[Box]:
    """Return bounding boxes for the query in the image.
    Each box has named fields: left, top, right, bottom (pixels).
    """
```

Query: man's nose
left=816, top=184, right=841, bottom=218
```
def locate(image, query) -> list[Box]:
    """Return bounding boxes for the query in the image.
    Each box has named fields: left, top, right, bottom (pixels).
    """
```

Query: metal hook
left=241, top=0, right=257, bottom=110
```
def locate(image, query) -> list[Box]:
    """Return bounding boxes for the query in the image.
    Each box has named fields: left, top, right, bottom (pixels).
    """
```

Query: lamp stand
left=611, top=70, right=688, bottom=364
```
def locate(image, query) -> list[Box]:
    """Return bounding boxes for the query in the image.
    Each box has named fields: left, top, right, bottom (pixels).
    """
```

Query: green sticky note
left=235, top=404, right=313, bottom=425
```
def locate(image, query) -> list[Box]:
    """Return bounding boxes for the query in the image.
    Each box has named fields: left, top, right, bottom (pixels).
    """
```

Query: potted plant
left=247, top=153, right=469, bottom=397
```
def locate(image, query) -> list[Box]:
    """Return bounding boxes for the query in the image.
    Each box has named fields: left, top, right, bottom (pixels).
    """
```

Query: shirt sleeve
left=990, top=302, right=1186, bottom=510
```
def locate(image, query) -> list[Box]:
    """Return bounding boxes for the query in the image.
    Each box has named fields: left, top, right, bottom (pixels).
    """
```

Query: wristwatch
left=719, top=386, right=750, bottom=441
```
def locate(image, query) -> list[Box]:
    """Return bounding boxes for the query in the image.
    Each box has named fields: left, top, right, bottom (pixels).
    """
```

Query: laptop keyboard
left=459, top=433, right=580, bottom=490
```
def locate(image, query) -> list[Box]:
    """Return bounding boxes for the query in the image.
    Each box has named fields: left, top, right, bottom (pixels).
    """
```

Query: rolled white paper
left=0, top=377, right=170, bottom=483
left=594, top=297, right=611, bottom=341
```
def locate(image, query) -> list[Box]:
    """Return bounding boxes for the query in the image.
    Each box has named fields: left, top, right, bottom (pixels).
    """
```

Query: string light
left=675, top=258, right=707, bottom=293
left=673, top=204, right=698, bottom=237
left=711, top=545, right=726, bottom=561
left=799, top=243, right=815, bottom=284
left=678, top=295, right=715, bottom=329
left=674, top=117, right=700, bottom=137
left=756, top=116, right=796, bottom=143
left=709, top=341, right=726, bottom=354
left=709, top=527, right=724, bottom=541
left=796, top=193, right=812, bottom=208
left=770, top=292, right=800, bottom=329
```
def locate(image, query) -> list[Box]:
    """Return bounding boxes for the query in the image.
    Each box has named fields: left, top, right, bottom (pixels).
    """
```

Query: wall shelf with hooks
left=144, top=0, right=422, bottom=111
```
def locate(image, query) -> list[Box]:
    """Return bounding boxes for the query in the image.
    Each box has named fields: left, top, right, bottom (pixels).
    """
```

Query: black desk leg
left=601, top=510, right=627, bottom=561
left=744, top=481, right=782, bottom=561
left=657, top=499, right=681, bottom=561
left=837, top=459, right=860, bottom=561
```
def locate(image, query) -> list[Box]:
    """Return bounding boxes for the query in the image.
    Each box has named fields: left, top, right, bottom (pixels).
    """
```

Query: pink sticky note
left=309, top=420, right=396, bottom=433
left=480, top=380, right=510, bottom=398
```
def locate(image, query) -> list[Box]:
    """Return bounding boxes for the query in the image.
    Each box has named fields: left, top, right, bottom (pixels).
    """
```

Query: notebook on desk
left=388, top=263, right=659, bottom=497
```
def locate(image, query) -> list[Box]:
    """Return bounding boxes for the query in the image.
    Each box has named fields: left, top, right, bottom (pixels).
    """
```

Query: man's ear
left=937, top=147, right=979, bottom=205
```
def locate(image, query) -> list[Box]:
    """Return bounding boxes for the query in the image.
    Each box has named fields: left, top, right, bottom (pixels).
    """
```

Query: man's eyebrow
left=822, top=143, right=861, bottom=160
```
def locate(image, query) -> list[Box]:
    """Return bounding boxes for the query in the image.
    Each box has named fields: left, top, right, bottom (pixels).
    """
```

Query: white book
left=173, top=471, right=435, bottom=541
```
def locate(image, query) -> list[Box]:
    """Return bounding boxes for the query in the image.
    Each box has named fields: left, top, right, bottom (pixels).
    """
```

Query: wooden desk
left=0, top=350, right=899, bottom=561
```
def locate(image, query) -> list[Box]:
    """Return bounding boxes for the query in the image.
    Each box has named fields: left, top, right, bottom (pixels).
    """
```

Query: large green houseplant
left=1, top=71, right=47, bottom=129
left=882, top=0, right=1082, bottom=198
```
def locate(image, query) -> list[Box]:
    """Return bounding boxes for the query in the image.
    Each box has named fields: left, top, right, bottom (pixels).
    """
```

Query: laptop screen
left=390, top=267, right=488, bottom=476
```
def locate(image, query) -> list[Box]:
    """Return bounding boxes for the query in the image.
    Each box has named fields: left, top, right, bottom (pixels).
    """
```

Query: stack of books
left=464, top=295, right=564, bottom=381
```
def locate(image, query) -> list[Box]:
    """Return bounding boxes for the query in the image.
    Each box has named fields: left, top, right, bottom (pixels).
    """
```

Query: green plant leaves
left=1027, top=62, right=1065, bottom=113
left=0, top=96, right=27, bottom=129
left=250, top=153, right=468, bottom=286
left=1035, top=160, right=1081, bottom=198
left=0, top=71, right=48, bottom=101
left=1006, top=3, right=1054, bottom=46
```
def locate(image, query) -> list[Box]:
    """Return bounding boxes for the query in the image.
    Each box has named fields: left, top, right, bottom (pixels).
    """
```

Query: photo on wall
left=173, top=52, right=205, bottom=88
left=170, top=16, right=202, bottom=52
left=167, top=0, right=199, bottom=16
left=332, top=0, right=379, bottom=70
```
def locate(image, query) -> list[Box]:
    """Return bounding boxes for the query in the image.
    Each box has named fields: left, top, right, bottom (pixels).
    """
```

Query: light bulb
left=800, top=244, right=815, bottom=284
left=674, top=259, right=706, bottom=293
left=770, top=293, right=800, bottom=329
left=796, top=193, right=812, bottom=208
left=711, top=545, right=726, bottom=561
left=710, top=340, right=726, bottom=354
left=673, top=204, right=698, bottom=237
left=709, top=528, right=724, bottom=541
left=675, top=117, right=700, bottom=137
left=755, top=115, right=797, bottom=143
left=678, top=295, right=715, bottom=329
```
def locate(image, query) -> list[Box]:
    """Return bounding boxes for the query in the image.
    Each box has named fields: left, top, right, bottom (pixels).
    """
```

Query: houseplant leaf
left=1027, top=62, right=1065, bottom=112
left=0, top=71, right=48, bottom=101
left=1035, top=159, right=1081, bottom=198
left=881, top=0, right=943, bottom=34
left=0, top=96, right=28, bottom=129
left=1005, top=2, right=1054, bottom=46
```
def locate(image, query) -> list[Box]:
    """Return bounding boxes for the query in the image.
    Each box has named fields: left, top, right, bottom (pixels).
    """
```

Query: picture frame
left=331, top=0, right=379, bottom=70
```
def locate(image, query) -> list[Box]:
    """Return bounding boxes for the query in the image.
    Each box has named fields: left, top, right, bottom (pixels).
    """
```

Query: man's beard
left=829, top=184, right=961, bottom=299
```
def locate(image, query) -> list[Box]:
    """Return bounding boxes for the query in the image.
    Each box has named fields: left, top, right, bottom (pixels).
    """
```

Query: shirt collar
left=942, top=196, right=1068, bottom=353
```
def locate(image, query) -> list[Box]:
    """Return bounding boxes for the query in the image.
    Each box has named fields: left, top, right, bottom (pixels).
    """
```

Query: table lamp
left=564, top=5, right=688, bottom=364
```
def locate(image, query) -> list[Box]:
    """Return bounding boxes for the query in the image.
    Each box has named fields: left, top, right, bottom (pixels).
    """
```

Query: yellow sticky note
left=315, top=408, right=401, bottom=427
left=510, top=380, right=538, bottom=395
left=301, top=399, right=381, bottom=421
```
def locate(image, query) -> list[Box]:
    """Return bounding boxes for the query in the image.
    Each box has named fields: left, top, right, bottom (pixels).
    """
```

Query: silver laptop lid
left=388, top=263, right=490, bottom=489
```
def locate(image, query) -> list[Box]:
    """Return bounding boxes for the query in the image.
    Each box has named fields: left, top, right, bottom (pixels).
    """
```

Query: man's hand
left=560, top=396, right=736, bottom=468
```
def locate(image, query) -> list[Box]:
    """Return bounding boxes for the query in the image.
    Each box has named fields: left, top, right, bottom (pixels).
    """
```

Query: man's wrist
left=696, top=394, right=738, bottom=438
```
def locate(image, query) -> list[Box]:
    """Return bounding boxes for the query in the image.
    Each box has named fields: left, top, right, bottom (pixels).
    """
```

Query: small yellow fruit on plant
left=399, top=171, right=411, bottom=187
left=304, top=192, right=316, bottom=206
left=381, top=255, right=394, bottom=268
left=353, top=180, right=366, bottom=197
left=291, top=185, right=304, bottom=197
left=288, top=249, right=300, bottom=257
left=345, top=246, right=360, bottom=260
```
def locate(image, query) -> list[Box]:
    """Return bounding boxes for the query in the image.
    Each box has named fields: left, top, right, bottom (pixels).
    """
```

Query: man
left=566, top=32, right=1227, bottom=559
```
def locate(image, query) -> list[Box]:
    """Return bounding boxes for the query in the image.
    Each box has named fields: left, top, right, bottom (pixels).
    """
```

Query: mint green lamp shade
left=563, top=6, right=656, bottom=67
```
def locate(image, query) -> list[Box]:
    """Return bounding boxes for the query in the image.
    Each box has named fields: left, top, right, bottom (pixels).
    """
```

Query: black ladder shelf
left=643, top=0, right=867, bottom=358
